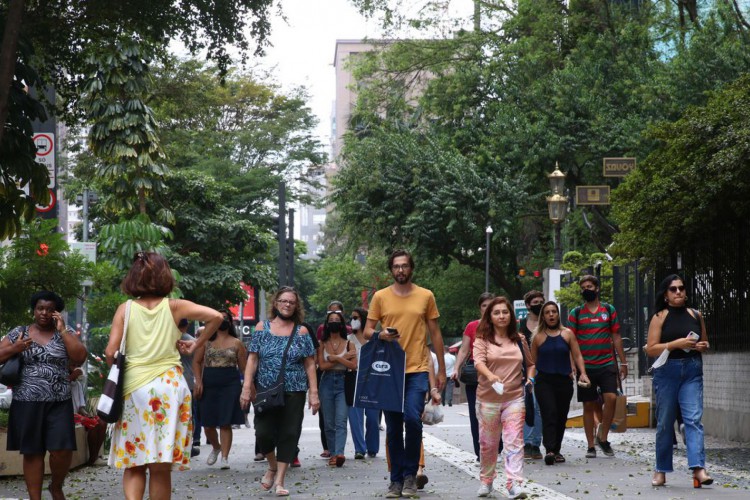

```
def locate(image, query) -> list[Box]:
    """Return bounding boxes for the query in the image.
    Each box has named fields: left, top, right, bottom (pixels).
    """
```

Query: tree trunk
left=0, top=0, right=25, bottom=146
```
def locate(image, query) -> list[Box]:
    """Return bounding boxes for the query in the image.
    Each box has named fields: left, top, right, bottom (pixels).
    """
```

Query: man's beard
left=394, top=272, right=412, bottom=284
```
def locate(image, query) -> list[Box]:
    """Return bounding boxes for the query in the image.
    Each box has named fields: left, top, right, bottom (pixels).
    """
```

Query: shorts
left=577, top=365, right=619, bottom=402
left=7, top=399, right=77, bottom=454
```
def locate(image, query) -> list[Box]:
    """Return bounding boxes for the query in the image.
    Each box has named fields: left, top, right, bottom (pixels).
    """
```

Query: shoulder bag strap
left=118, top=300, right=132, bottom=355
left=276, top=324, right=298, bottom=385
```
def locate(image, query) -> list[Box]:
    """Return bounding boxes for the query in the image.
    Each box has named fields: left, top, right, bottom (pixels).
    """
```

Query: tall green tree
left=612, top=74, right=750, bottom=265
left=69, top=58, right=326, bottom=307
left=0, top=0, right=277, bottom=239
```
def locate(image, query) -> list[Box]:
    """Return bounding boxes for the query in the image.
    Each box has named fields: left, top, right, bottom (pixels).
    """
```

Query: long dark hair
left=655, top=274, right=685, bottom=313
left=321, top=310, right=347, bottom=341
left=476, top=296, right=519, bottom=344
left=351, top=307, right=368, bottom=330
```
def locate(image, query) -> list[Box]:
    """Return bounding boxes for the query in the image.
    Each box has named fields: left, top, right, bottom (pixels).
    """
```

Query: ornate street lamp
left=546, top=163, right=568, bottom=268
left=485, top=225, right=493, bottom=292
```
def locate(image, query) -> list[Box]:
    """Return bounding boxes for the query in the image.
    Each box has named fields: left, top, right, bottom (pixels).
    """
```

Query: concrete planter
left=0, top=425, right=88, bottom=476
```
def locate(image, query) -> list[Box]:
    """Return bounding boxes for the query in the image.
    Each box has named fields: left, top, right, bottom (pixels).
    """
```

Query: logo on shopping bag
left=372, top=361, right=391, bottom=372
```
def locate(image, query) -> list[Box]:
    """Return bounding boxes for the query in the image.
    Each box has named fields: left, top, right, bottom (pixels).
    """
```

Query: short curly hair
left=30, top=290, right=65, bottom=312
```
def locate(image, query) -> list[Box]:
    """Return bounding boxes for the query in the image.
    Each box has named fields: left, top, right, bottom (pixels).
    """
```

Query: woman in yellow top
left=105, top=252, right=223, bottom=500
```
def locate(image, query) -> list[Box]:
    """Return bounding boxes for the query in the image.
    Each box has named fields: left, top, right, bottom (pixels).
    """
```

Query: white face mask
left=350, top=319, right=362, bottom=331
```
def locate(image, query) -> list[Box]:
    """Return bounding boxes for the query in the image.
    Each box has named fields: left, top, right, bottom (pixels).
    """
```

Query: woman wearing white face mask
left=346, top=308, right=381, bottom=458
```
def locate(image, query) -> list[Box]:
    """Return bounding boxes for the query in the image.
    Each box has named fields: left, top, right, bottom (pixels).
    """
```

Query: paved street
left=1, top=402, right=748, bottom=499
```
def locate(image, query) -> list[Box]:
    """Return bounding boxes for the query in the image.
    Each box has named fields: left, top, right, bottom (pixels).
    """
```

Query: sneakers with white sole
left=507, top=483, right=528, bottom=499
left=220, top=456, right=230, bottom=469
left=476, top=482, right=493, bottom=497
left=207, top=448, right=220, bottom=465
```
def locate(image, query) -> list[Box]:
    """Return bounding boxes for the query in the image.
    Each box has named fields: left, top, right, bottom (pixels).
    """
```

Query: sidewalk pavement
left=0, top=402, right=748, bottom=499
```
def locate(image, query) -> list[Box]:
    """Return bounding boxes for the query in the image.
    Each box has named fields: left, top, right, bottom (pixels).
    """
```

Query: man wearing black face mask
left=567, top=275, right=627, bottom=459
left=518, top=290, right=544, bottom=460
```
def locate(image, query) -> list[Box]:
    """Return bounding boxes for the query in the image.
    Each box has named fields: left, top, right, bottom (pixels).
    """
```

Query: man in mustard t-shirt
left=365, top=250, right=447, bottom=498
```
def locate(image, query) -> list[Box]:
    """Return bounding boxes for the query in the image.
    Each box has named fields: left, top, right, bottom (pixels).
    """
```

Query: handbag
left=0, top=327, right=26, bottom=386
left=343, top=341, right=357, bottom=406
left=97, top=300, right=132, bottom=423
left=254, top=323, right=297, bottom=414
left=344, top=369, right=357, bottom=407
left=459, top=359, right=478, bottom=385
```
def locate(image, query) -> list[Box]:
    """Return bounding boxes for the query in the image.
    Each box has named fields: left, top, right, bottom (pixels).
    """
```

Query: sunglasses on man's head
left=668, top=285, right=686, bottom=293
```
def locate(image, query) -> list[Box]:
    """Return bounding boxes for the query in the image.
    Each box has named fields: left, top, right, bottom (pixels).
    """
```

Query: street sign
left=514, top=300, right=528, bottom=320
left=35, top=188, right=56, bottom=212
left=603, top=157, right=636, bottom=177
left=33, top=133, right=55, bottom=188
left=576, top=185, right=610, bottom=206
left=70, top=242, right=97, bottom=263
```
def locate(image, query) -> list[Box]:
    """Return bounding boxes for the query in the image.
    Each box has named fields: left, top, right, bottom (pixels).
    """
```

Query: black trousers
left=535, top=372, right=574, bottom=454
left=254, top=391, right=307, bottom=463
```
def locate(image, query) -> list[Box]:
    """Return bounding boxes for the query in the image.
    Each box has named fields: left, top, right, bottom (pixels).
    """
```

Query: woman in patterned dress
left=240, top=287, right=320, bottom=497
left=105, top=252, right=223, bottom=500
left=0, top=290, right=87, bottom=500
left=193, top=310, right=247, bottom=469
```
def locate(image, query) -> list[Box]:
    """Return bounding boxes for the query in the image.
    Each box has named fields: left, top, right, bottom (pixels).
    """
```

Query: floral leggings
left=476, top=396, right=525, bottom=490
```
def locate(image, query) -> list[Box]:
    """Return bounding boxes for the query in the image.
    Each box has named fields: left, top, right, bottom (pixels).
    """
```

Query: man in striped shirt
left=568, top=275, right=627, bottom=459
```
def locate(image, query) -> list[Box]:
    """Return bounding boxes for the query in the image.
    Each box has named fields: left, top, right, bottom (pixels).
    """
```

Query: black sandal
left=555, top=453, right=566, bottom=463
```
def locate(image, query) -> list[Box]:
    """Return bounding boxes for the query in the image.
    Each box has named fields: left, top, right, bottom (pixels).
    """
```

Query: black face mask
left=219, top=319, right=230, bottom=331
left=328, top=322, right=343, bottom=334
left=582, top=289, right=598, bottom=302
left=274, top=308, right=294, bottom=321
left=528, top=304, right=542, bottom=316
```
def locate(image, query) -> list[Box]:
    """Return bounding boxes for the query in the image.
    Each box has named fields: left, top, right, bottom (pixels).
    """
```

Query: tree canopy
left=612, top=74, right=750, bottom=265
left=328, top=0, right=750, bottom=298
left=0, top=0, right=278, bottom=239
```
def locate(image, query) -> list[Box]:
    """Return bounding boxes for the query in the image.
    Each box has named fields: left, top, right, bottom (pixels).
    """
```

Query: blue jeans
left=320, top=371, right=349, bottom=456
left=348, top=406, right=380, bottom=455
left=523, top=391, right=542, bottom=447
left=384, top=372, right=429, bottom=482
left=653, top=356, right=705, bottom=472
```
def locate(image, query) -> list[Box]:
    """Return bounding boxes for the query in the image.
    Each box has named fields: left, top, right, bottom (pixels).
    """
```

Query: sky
left=257, top=0, right=475, bottom=156
left=259, top=0, right=377, bottom=154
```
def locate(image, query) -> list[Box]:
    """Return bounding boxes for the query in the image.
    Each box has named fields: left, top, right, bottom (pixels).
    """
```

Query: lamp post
left=546, top=162, right=568, bottom=269
left=485, top=225, right=493, bottom=292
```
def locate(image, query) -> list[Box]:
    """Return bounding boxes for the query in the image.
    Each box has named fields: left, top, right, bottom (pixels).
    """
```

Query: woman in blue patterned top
left=240, top=287, right=320, bottom=497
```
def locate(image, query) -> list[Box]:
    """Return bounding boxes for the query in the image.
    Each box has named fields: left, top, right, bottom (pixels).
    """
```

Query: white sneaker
left=220, top=456, right=230, bottom=469
left=207, top=448, right=220, bottom=465
left=477, top=482, right=493, bottom=497
left=507, top=484, right=528, bottom=499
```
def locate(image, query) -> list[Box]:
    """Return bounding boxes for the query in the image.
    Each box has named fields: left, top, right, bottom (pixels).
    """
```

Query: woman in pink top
left=473, top=297, right=533, bottom=499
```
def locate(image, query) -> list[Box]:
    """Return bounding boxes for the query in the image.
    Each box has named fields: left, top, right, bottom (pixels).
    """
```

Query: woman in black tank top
left=646, top=274, right=712, bottom=489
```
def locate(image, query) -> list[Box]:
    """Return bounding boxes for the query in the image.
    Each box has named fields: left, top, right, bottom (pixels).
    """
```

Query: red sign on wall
left=228, top=282, right=256, bottom=322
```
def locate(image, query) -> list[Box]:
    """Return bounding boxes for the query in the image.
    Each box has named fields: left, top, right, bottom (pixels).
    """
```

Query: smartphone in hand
left=386, top=327, right=400, bottom=338
left=683, top=331, right=700, bottom=352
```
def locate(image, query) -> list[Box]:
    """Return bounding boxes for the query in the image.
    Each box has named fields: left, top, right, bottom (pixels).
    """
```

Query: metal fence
left=561, top=231, right=750, bottom=376
left=667, top=223, right=750, bottom=353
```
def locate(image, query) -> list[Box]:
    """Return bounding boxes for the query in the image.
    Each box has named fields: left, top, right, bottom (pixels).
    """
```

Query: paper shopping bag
left=611, top=392, right=628, bottom=433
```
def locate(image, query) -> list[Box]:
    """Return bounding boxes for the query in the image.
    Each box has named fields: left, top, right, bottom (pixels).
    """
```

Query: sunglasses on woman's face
left=668, top=285, right=685, bottom=293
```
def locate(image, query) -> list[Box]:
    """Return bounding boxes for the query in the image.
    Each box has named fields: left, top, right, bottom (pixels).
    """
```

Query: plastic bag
left=421, top=401, right=444, bottom=425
